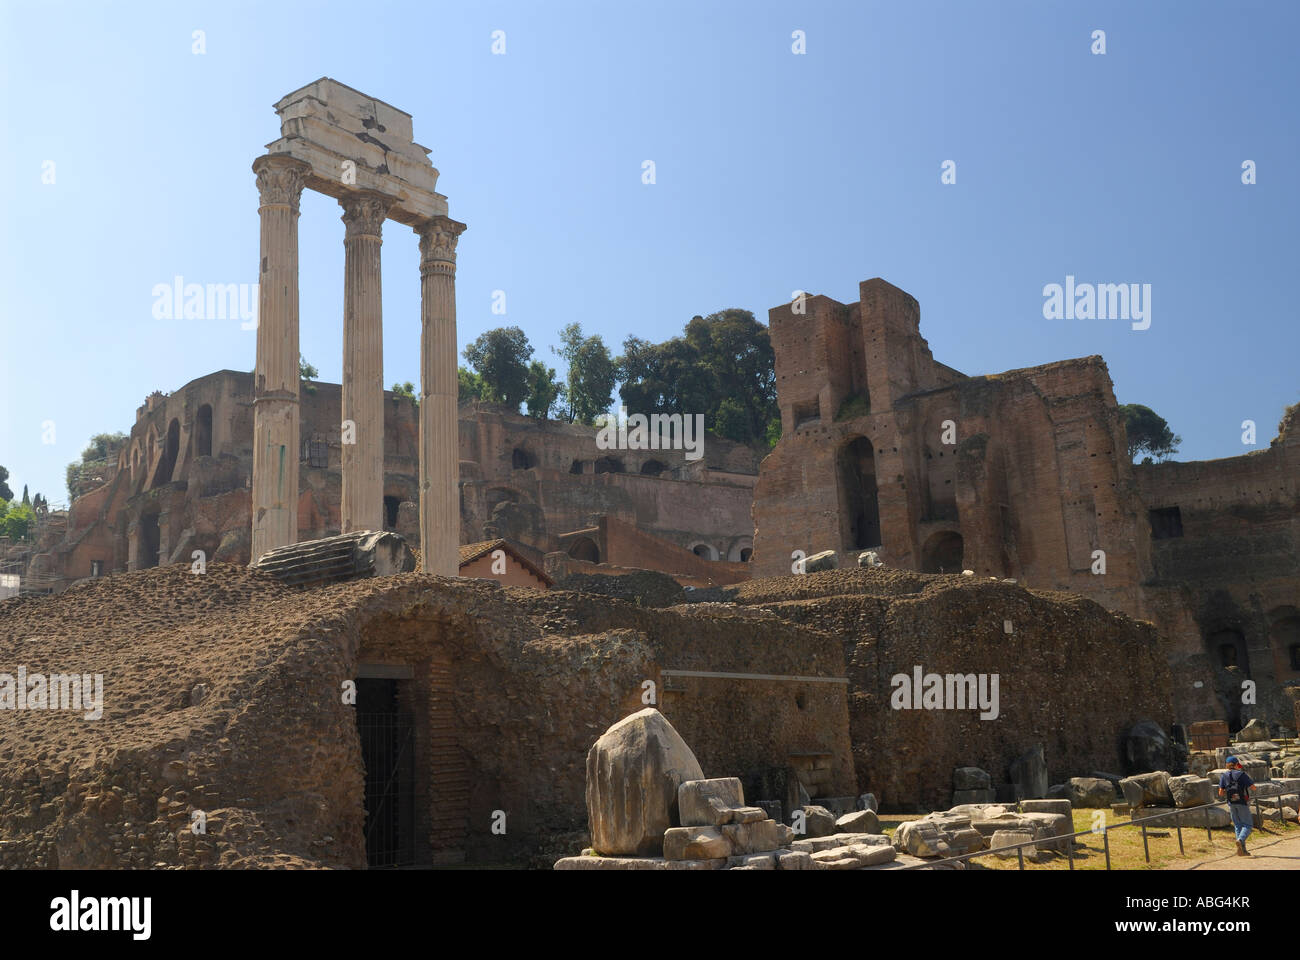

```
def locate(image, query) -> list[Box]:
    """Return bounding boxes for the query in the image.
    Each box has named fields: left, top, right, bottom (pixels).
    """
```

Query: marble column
left=250, top=154, right=310, bottom=562
left=415, top=216, right=467, bottom=576
left=339, top=193, right=393, bottom=534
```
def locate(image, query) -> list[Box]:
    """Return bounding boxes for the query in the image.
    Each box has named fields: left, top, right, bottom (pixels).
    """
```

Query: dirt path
left=1167, top=829, right=1300, bottom=870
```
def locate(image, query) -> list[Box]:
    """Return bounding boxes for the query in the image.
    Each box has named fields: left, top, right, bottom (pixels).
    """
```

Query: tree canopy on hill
left=1119, top=404, right=1181, bottom=463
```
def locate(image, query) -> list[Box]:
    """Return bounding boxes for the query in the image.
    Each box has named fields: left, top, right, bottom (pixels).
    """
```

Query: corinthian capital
left=339, top=192, right=394, bottom=241
left=416, top=216, right=467, bottom=266
left=252, top=155, right=311, bottom=213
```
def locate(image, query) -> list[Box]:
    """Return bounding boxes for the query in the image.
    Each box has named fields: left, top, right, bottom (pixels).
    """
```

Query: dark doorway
left=138, top=512, right=161, bottom=569
left=356, top=678, right=416, bottom=867
left=153, top=419, right=180, bottom=487
left=511, top=448, right=536, bottom=470
left=568, top=536, right=600, bottom=563
left=195, top=404, right=213, bottom=457
left=837, top=436, right=880, bottom=550
left=383, top=496, right=400, bottom=531
left=921, top=531, right=964, bottom=574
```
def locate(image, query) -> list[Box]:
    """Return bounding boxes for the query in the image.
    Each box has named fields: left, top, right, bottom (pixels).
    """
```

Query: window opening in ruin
left=139, top=512, right=161, bottom=570
left=307, top=440, right=329, bottom=469
left=594, top=456, right=625, bottom=474
left=640, top=459, right=668, bottom=476
left=383, top=496, right=400, bottom=531
left=568, top=536, right=600, bottom=563
left=569, top=459, right=584, bottom=475
left=90, top=560, right=102, bottom=577
left=836, top=436, right=880, bottom=551
left=739, top=547, right=753, bottom=563
left=793, top=397, right=821, bottom=428
left=1270, top=613, right=1300, bottom=673
left=921, top=530, right=964, bottom=574
left=1291, top=644, right=1300, bottom=671
left=511, top=448, right=536, bottom=470
left=195, top=404, right=213, bottom=457
left=152, top=419, right=180, bottom=487
left=692, top=543, right=718, bottom=560
left=1149, top=506, right=1183, bottom=539
left=1218, top=643, right=1238, bottom=667
left=355, top=678, right=416, bottom=868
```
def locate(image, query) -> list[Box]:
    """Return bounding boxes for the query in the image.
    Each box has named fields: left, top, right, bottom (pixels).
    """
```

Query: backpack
left=1224, top=770, right=1250, bottom=804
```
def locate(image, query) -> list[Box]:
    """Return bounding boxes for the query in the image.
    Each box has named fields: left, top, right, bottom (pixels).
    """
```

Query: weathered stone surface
left=663, top=825, right=730, bottom=861
left=1119, top=771, right=1173, bottom=810
left=727, top=852, right=777, bottom=870
left=1167, top=775, right=1215, bottom=808
left=554, top=854, right=727, bottom=870
left=1010, top=744, right=1049, bottom=800
left=802, top=550, right=838, bottom=573
left=1187, top=753, right=1215, bottom=778
left=1112, top=802, right=1131, bottom=815
left=1018, top=811, right=1072, bottom=853
left=954, top=766, right=992, bottom=790
left=586, top=708, right=705, bottom=856
left=1241, top=759, right=1270, bottom=782
left=1124, top=720, right=1174, bottom=773
left=950, top=802, right=1017, bottom=820
left=810, top=842, right=896, bottom=869
left=952, top=788, right=997, bottom=805
left=1283, top=758, right=1300, bottom=778
left=731, top=806, right=767, bottom=823
left=776, top=850, right=813, bottom=870
left=1020, top=799, right=1072, bottom=817
left=678, top=777, right=744, bottom=827
left=1066, top=777, right=1117, bottom=808
left=857, top=550, right=885, bottom=568
left=835, top=808, right=880, bottom=834
left=720, top=818, right=789, bottom=854
left=990, top=830, right=1038, bottom=861
left=1255, top=806, right=1298, bottom=823
left=800, top=804, right=837, bottom=838
left=791, top=832, right=891, bottom=853
left=1238, top=718, right=1270, bottom=741
left=892, top=818, right=953, bottom=858
left=857, top=793, right=878, bottom=812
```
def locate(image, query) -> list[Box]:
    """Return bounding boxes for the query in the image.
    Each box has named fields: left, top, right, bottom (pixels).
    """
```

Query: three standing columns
left=416, top=217, right=466, bottom=577
left=250, top=155, right=310, bottom=563
left=339, top=193, right=393, bottom=535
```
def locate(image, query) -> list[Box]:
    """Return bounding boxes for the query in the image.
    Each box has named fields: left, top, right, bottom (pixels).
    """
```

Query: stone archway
left=921, top=530, right=964, bottom=573
left=836, top=436, right=880, bottom=551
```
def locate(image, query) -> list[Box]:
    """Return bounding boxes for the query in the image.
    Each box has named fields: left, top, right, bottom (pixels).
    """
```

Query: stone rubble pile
left=1117, top=767, right=1300, bottom=828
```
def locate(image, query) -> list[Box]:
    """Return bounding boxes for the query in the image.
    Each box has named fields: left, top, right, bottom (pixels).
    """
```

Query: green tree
left=67, top=432, right=128, bottom=500
left=390, top=381, right=417, bottom=407
left=463, top=326, right=533, bottom=410
left=524, top=360, right=563, bottom=419
left=21, top=484, right=29, bottom=506
left=0, top=466, right=10, bottom=502
left=299, top=355, right=319, bottom=380
left=458, top=366, right=486, bottom=403
left=1120, top=403, right=1181, bottom=462
left=555, top=323, right=616, bottom=425
left=1, top=501, right=35, bottom=541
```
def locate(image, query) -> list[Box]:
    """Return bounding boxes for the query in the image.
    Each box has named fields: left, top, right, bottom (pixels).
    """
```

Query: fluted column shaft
left=340, top=193, right=393, bottom=535
left=416, top=217, right=467, bottom=576
left=250, top=155, right=310, bottom=562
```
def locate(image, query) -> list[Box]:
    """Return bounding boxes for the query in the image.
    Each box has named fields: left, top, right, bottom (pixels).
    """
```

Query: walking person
left=1218, top=756, right=1257, bottom=857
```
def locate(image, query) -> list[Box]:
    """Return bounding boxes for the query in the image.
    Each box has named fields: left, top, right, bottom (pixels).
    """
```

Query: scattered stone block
left=799, top=804, right=837, bottom=838
left=1020, top=799, right=1072, bottom=817
left=952, top=788, right=997, bottom=804
left=663, top=826, right=730, bottom=861
left=554, top=855, right=727, bottom=870
left=1066, top=777, right=1117, bottom=808
left=954, top=766, right=992, bottom=791
left=720, top=818, right=789, bottom=854
left=1010, top=743, right=1049, bottom=800
left=1237, top=718, right=1269, bottom=741
left=776, top=850, right=812, bottom=870
left=727, top=852, right=776, bottom=870
left=731, top=806, right=767, bottom=823
left=1112, top=802, right=1130, bottom=816
left=1167, top=774, right=1215, bottom=808
left=990, top=830, right=1038, bottom=861
left=835, top=808, right=880, bottom=834
left=1119, top=771, right=1173, bottom=810
left=791, top=833, right=890, bottom=854
left=586, top=708, right=705, bottom=856
left=678, top=777, right=744, bottom=827
left=892, top=819, right=954, bottom=858
left=857, top=793, right=878, bottom=812
left=1018, top=811, right=1072, bottom=853
left=802, top=550, right=838, bottom=572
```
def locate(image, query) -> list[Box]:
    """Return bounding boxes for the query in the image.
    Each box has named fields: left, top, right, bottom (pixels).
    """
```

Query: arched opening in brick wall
left=920, top=530, right=964, bottom=573
left=138, top=511, right=161, bottom=570
left=836, top=436, right=880, bottom=551
left=690, top=542, right=719, bottom=561
left=511, top=447, right=536, bottom=470
left=195, top=404, right=213, bottom=457
left=594, top=456, right=625, bottom=474
left=1205, top=626, right=1250, bottom=728
left=152, top=418, right=180, bottom=488
left=1268, top=607, right=1300, bottom=679
left=640, top=459, right=669, bottom=476
left=567, top=536, right=600, bottom=563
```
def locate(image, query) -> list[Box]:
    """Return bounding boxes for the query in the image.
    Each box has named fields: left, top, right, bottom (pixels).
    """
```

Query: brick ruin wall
left=0, top=564, right=852, bottom=868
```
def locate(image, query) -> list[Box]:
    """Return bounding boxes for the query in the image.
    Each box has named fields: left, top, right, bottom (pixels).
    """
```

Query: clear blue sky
left=2, top=0, right=1296, bottom=505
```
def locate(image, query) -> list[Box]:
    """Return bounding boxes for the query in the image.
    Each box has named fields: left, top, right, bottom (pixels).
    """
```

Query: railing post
left=1067, top=833, right=1074, bottom=870
left=1176, top=814, right=1184, bottom=855
left=1141, top=821, right=1150, bottom=863
left=1205, top=806, right=1212, bottom=844
left=1017, top=846, right=1024, bottom=871
left=1103, top=829, right=1111, bottom=870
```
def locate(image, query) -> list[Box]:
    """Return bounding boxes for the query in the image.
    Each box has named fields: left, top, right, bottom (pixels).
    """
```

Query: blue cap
left=1225, top=755, right=1239, bottom=765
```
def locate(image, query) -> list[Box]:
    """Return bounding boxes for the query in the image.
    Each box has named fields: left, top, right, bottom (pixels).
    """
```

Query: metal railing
left=898, top=796, right=1299, bottom=870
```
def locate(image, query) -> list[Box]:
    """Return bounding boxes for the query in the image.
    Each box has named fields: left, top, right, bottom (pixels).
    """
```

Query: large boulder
left=678, top=778, right=745, bottom=827
left=1119, top=771, right=1173, bottom=810
left=802, top=550, right=838, bottom=573
left=799, top=805, right=838, bottom=838
left=835, top=809, right=880, bottom=834
left=1124, top=720, right=1174, bottom=773
left=1066, top=777, right=1117, bottom=808
left=586, top=708, right=705, bottom=856
left=1167, top=775, right=1215, bottom=809
left=954, top=767, right=992, bottom=791
left=1010, top=744, right=1049, bottom=800
left=1237, top=718, right=1270, bottom=741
